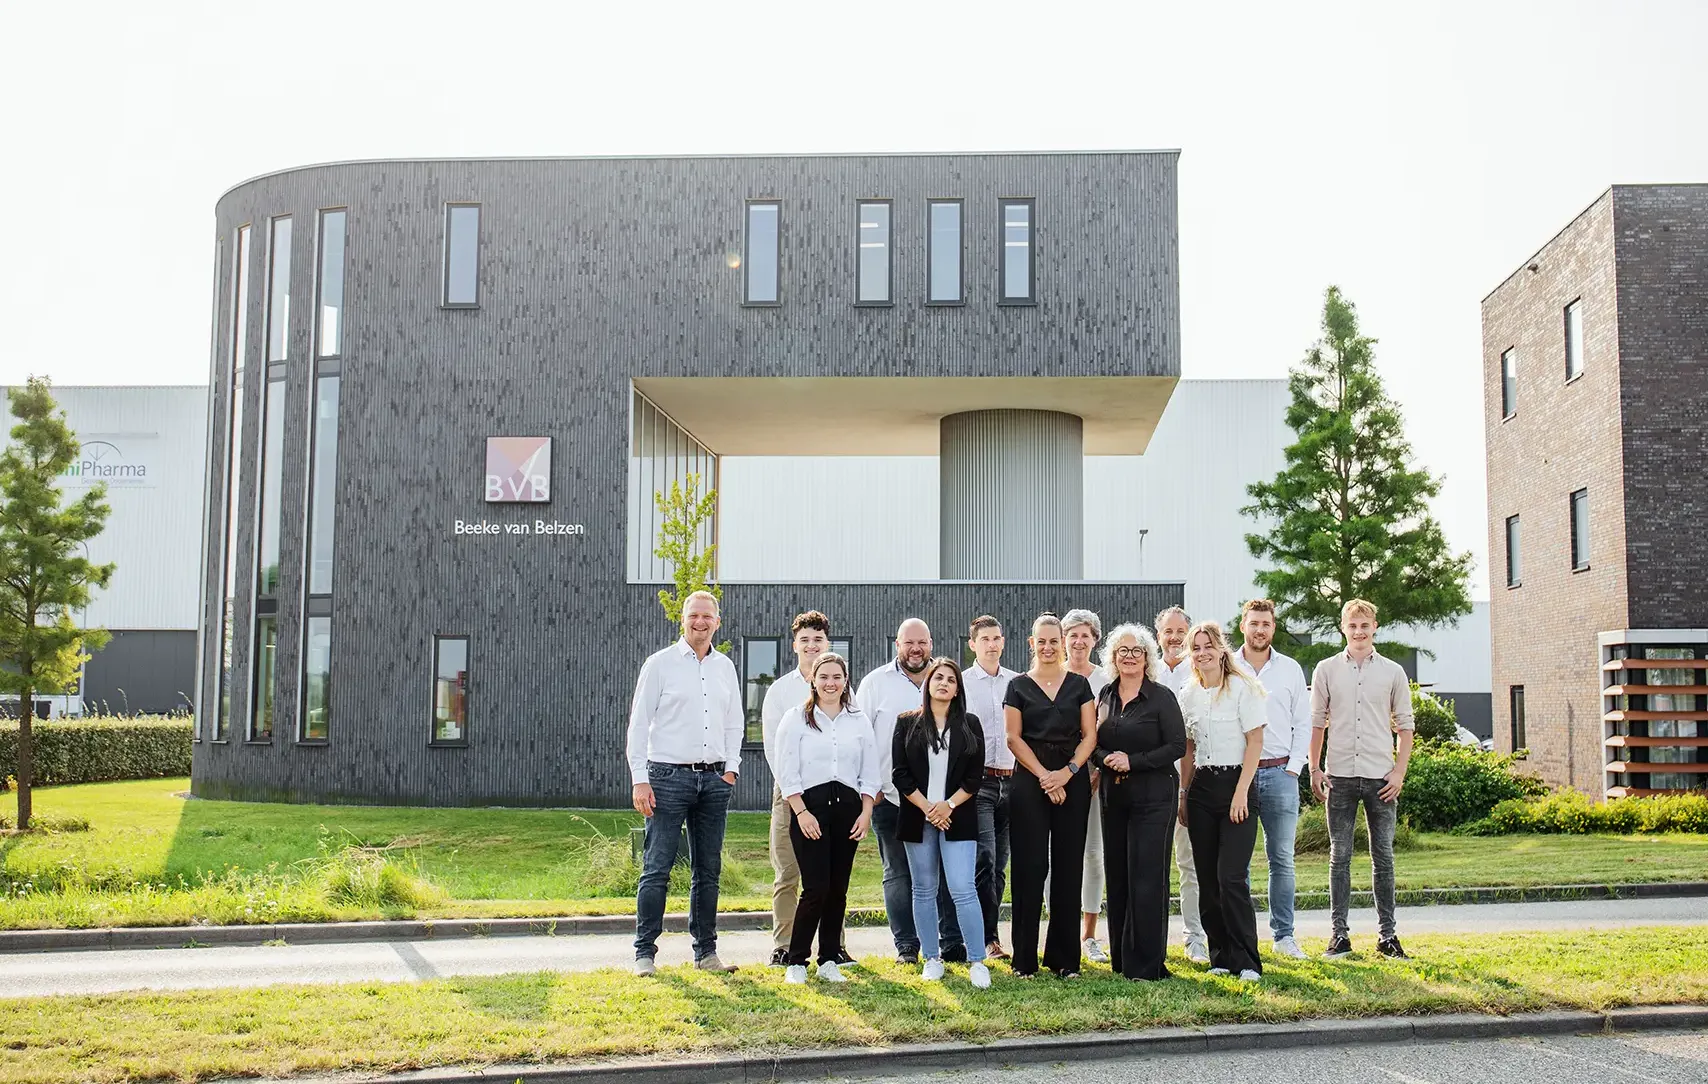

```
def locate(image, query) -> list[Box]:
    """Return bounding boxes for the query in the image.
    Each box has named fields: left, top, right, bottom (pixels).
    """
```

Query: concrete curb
left=6, top=881, right=1706, bottom=954
left=270, top=1005, right=1708, bottom=1084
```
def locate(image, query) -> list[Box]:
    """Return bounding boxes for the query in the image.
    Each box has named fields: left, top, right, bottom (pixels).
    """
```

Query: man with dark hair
left=761, top=611, right=833, bottom=966
left=961, top=615, right=1018, bottom=960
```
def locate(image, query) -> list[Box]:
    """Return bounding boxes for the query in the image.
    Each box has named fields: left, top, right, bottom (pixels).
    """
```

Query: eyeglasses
left=1113, top=647, right=1147, bottom=659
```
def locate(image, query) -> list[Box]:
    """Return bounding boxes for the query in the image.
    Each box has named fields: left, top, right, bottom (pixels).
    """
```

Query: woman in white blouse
left=1177, top=620, right=1267, bottom=981
left=774, top=652, right=879, bottom=984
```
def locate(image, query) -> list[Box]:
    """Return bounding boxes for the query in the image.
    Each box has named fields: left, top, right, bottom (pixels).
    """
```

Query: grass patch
left=4, top=779, right=1708, bottom=930
left=1, top=928, right=1705, bottom=1084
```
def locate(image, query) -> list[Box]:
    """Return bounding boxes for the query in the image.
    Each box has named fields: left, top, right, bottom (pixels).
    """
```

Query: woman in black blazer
left=893, top=656, right=991, bottom=988
left=1092, top=623, right=1187, bottom=981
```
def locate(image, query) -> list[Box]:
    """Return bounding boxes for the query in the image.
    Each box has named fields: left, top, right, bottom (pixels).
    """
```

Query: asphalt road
left=5, top=896, right=1705, bottom=998
left=851, top=1028, right=1708, bottom=1084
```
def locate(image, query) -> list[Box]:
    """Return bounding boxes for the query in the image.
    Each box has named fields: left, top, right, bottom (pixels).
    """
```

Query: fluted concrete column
left=940, top=409, right=1083, bottom=580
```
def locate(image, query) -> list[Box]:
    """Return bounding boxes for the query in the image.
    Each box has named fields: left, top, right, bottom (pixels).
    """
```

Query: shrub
left=0, top=717, right=191, bottom=787
left=1411, top=684, right=1459, bottom=744
left=1396, top=740, right=1545, bottom=831
left=1292, top=803, right=1425, bottom=854
left=1480, top=789, right=1708, bottom=835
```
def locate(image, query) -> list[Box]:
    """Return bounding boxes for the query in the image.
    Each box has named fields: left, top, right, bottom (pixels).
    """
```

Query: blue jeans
left=872, top=800, right=960, bottom=955
left=905, top=829, right=986, bottom=962
left=1255, top=766, right=1300, bottom=940
left=634, top=762, right=732, bottom=961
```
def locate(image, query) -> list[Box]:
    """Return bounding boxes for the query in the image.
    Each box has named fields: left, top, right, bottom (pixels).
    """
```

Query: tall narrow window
left=928, top=200, right=963, bottom=304
left=300, top=617, right=331, bottom=742
left=1500, top=347, right=1517, bottom=418
left=856, top=201, right=891, bottom=305
left=254, top=384, right=286, bottom=597
left=1510, top=685, right=1526, bottom=751
left=1000, top=198, right=1035, bottom=304
left=216, top=225, right=251, bottom=742
left=316, top=210, right=346, bottom=358
left=744, top=201, right=780, bottom=305
left=1564, top=298, right=1584, bottom=380
left=1505, top=514, right=1521, bottom=588
left=265, top=217, right=292, bottom=362
left=251, top=615, right=277, bottom=741
left=304, top=378, right=340, bottom=596
left=432, top=636, right=470, bottom=745
left=443, top=203, right=480, bottom=307
left=743, top=637, right=780, bottom=746
left=1570, top=488, right=1590, bottom=571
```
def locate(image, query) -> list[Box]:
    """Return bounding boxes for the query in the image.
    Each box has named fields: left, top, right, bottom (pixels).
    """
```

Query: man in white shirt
left=626, top=590, right=743, bottom=977
left=856, top=617, right=959, bottom=963
left=759, top=610, right=831, bottom=966
left=1155, top=605, right=1208, bottom=965
left=1231, top=598, right=1312, bottom=960
left=960, top=614, right=1018, bottom=960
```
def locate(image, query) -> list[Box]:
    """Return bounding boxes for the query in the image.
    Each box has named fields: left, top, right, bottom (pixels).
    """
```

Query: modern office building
left=192, top=152, right=1189, bottom=808
left=2, top=384, right=205, bottom=717
left=1483, top=184, right=1708, bottom=796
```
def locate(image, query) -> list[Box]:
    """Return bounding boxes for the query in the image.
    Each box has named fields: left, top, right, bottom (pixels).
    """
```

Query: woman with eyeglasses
left=1091, top=623, right=1187, bottom=980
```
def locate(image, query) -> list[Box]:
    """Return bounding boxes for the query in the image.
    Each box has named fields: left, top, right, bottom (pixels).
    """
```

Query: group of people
left=624, top=589, right=1416, bottom=985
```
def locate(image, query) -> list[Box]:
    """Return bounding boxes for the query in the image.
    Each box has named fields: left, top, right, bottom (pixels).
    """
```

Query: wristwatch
left=1067, top=762, right=1081, bottom=775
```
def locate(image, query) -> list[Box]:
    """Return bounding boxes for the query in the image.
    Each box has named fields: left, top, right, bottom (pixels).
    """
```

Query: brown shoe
left=695, top=952, right=738, bottom=973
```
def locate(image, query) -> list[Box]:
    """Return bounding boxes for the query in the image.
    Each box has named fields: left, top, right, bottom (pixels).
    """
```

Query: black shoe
left=1055, top=968, right=1081, bottom=980
left=941, top=944, right=969, bottom=963
left=1377, top=937, right=1409, bottom=959
left=1322, top=935, right=1353, bottom=959
left=769, top=947, right=789, bottom=967
left=831, top=948, right=857, bottom=967
left=897, top=950, right=920, bottom=965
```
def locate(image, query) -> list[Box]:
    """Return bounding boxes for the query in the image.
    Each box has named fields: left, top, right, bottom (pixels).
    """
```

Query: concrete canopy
left=632, top=376, right=1178, bottom=455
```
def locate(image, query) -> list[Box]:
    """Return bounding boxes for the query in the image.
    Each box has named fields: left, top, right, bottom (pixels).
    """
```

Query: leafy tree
left=652, top=472, right=729, bottom=653
left=0, top=378, right=114, bottom=830
left=1410, top=683, right=1459, bottom=744
left=1242, top=286, right=1473, bottom=670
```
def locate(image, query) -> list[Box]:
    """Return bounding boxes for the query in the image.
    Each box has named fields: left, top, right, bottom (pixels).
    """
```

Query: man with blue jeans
left=626, top=590, right=744, bottom=976
left=1233, top=599, right=1311, bottom=960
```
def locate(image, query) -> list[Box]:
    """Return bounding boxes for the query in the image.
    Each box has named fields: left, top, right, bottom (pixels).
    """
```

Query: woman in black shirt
left=1092, top=623, right=1187, bottom=980
left=1003, top=612, right=1097, bottom=977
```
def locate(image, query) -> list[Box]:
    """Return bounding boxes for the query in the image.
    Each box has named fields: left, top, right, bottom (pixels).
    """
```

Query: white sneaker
left=1208, top=966, right=1231, bottom=976
left=921, top=957, right=945, bottom=981
left=969, top=961, right=991, bottom=989
left=1273, top=936, right=1306, bottom=959
left=1238, top=969, right=1262, bottom=982
left=1082, top=937, right=1109, bottom=964
left=817, top=960, right=847, bottom=983
left=785, top=964, right=808, bottom=984
left=1184, top=938, right=1211, bottom=965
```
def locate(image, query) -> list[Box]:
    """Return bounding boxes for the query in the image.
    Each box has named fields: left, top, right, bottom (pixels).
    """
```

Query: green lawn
left=4, top=779, right=1707, bottom=930
left=2, top=928, right=1705, bottom=1084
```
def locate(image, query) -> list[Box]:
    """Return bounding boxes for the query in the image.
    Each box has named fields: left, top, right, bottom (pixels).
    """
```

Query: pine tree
left=1242, top=287, right=1473, bottom=669
left=0, top=378, right=115, bottom=830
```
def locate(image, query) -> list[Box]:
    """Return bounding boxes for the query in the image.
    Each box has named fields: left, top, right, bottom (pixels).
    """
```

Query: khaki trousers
left=770, top=784, right=802, bottom=949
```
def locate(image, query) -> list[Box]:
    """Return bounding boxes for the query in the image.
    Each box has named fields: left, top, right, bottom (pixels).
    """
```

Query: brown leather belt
left=984, top=767, right=1014, bottom=778
left=1258, top=757, right=1289, bottom=769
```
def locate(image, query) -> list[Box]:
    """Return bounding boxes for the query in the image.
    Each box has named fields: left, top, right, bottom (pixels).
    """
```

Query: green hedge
left=1396, top=740, right=1546, bottom=831
left=1469, top=788, right=1708, bottom=834
left=0, top=716, right=192, bottom=787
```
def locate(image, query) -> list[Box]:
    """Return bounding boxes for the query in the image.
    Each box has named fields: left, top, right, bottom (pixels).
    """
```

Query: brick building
left=1482, top=185, right=1708, bottom=796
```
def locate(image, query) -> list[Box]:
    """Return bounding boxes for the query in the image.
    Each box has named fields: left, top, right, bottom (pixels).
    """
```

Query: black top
left=1092, top=678, right=1187, bottom=807
left=1003, top=672, right=1095, bottom=747
left=891, top=710, right=985, bottom=842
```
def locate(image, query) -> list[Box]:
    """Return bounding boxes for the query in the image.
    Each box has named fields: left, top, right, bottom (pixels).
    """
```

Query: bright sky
left=4, top=0, right=1705, bottom=599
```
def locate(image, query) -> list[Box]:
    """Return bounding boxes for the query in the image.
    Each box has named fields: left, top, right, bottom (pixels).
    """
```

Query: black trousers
left=1102, top=772, right=1177, bottom=980
left=788, top=782, right=863, bottom=966
left=1186, top=766, right=1262, bottom=975
left=1009, top=743, right=1092, bottom=975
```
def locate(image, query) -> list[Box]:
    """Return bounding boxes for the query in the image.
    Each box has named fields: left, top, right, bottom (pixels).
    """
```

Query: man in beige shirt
left=1307, top=598, right=1414, bottom=961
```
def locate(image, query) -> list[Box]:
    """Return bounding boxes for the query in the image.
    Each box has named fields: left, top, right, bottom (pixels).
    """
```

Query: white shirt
left=760, top=667, right=811, bottom=777
left=1233, top=646, right=1311, bottom=774
left=1179, top=675, right=1268, bottom=767
left=1160, top=655, right=1193, bottom=695
left=962, top=662, right=1018, bottom=769
left=625, top=638, right=744, bottom=785
left=856, top=660, right=928, bottom=806
left=1076, top=667, right=1109, bottom=697
left=774, top=704, right=880, bottom=801
left=926, top=741, right=950, bottom=803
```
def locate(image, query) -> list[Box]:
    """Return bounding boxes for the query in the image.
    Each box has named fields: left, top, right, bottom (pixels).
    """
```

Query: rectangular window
left=1510, top=685, right=1526, bottom=751
left=928, top=200, right=963, bottom=304
left=1505, top=514, right=1521, bottom=588
left=265, top=216, right=292, bottom=362
left=1500, top=347, right=1517, bottom=418
left=856, top=201, right=891, bottom=305
left=830, top=638, right=851, bottom=667
left=216, top=225, right=251, bottom=742
left=744, top=201, right=780, bottom=305
left=1000, top=199, right=1035, bottom=304
left=300, top=617, right=330, bottom=743
left=1570, top=488, right=1590, bottom=571
left=443, top=204, right=480, bottom=307
left=743, top=637, right=780, bottom=747
left=254, top=381, right=286, bottom=596
left=250, top=615, right=277, bottom=741
left=304, top=377, right=341, bottom=595
left=1564, top=298, right=1584, bottom=380
left=315, top=209, right=346, bottom=358
left=432, top=636, right=470, bottom=744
